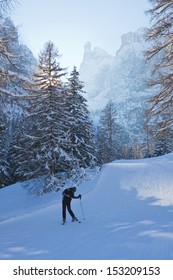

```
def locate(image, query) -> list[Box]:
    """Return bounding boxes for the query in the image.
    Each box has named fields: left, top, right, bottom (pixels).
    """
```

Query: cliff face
left=79, top=28, right=157, bottom=142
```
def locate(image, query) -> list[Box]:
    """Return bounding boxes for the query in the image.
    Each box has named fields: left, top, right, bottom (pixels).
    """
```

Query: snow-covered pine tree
left=153, top=128, right=173, bottom=156
left=142, top=111, right=155, bottom=158
left=33, top=41, right=66, bottom=90
left=0, top=16, right=20, bottom=90
left=0, top=3, right=36, bottom=187
left=13, top=41, right=73, bottom=189
left=0, top=0, right=30, bottom=187
left=0, top=110, right=9, bottom=187
left=0, top=0, right=35, bottom=96
left=153, top=109, right=173, bottom=156
left=6, top=112, right=27, bottom=183
left=0, top=17, right=36, bottom=96
left=66, top=66, right=96, bottom=169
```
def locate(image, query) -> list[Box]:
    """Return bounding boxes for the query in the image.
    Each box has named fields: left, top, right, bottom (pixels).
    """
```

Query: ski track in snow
left=1, top=154, right=173, bottom=259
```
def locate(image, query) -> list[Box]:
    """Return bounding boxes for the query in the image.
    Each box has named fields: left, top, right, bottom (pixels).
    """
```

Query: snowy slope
left=1, top=153, right=173, bottom=260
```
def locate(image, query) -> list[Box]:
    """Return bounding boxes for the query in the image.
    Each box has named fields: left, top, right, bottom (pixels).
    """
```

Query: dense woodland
left=0, top=1, right=96, bottom=189
left=1, top=0, right=173, bottom=189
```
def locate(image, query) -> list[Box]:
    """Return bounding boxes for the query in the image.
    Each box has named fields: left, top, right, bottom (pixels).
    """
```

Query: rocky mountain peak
left=120, top=27, right=146, bottom=46
left=79, top=28, right=156, bottom=142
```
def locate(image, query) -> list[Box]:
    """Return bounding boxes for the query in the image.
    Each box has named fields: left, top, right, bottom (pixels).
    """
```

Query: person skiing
left=62, top=186, right=81, bottom=224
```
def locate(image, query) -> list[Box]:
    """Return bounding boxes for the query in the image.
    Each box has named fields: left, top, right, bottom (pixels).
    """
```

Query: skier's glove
left=78, top=194, right=82, bottom=199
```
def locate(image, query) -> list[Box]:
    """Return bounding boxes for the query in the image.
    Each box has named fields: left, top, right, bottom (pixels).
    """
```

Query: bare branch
left=145, top=0, right=173, bottom=131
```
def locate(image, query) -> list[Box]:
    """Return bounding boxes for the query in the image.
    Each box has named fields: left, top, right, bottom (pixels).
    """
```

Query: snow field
left=1, top=153, right=173, bottom=259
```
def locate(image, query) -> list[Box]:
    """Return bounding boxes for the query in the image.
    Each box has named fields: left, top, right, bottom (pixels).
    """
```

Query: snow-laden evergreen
left=0, top=29, right=96, bottom=188
left=9, top=43, right=96, bottom=190
left=67, top=66, right=96, bottom=168
left=0, top=17, right=35, bottom=95
left=15, top=41, right=70, bottom=181
left=0, top=112, right=9, bottom=186
left=0, top=10, right=35, bottom=186
left=97, top=100, right=125, bottom=162
left=1, top=153, right=173, bottom=259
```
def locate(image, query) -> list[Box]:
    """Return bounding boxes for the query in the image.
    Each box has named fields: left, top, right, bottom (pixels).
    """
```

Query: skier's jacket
left=62, top=187, right=80, bottom=201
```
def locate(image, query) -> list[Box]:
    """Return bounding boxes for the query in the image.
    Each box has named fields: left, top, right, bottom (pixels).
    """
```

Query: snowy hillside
left=1, top=153, right=173, bottom=260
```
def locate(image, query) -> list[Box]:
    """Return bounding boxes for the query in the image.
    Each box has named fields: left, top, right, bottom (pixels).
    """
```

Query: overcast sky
left=11, top=0, right=151, bottom=71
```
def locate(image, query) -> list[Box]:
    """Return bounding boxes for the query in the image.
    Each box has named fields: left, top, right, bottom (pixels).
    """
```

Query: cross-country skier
left=62, top=187, right=81, bottom=224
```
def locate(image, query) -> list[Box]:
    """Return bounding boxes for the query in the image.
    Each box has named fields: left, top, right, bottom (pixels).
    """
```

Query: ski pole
left=80, top=199, right=85, bottom=220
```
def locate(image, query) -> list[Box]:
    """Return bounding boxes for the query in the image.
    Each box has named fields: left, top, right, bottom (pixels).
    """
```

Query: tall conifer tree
left=67, top=66, right=96, bottom=168
left=13, top=41, right=70, bottom=185
left=97, top=100, right=120, bottom=163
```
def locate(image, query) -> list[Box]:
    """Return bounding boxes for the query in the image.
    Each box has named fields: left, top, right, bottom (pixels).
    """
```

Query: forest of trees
left=0, top=0, right=96, bottom=189
left=97, top=0, right=173, bottom=162
left=1, top=0, right=173, bottom=189
left=93, top=0, right=173, bottom=163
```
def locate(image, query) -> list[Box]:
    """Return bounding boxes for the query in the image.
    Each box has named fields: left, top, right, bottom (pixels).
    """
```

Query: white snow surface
left=1, top=153, right=173, bottom=260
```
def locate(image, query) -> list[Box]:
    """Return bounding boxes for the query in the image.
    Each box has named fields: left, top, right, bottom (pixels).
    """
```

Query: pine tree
left=12, top=41, right=71, bottom=187
left=33, top=41, right=66, bottom=90
left=0, top=0, right=37, bottom=187
left=153, top=111, right=173, bottom=156
left=97, top=100, right=120, bottom=163
left=0, top=2, right=18, bottom=187
left=0, top=16, right=19, bottom=88
left=143, top=114, right=155, bottom=158
left=0, top=110, right=9, bottom=187
left=66, top=66, right=96, bottom=168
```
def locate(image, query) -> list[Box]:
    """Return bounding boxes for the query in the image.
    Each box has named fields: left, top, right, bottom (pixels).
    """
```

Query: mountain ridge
left=79, top=28, right=157, bottom=142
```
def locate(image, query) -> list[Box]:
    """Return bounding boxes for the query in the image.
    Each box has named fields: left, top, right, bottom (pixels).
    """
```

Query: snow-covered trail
left=81, top=162, right=173, bottom=259
left=1, top=155, right=173, bottom=260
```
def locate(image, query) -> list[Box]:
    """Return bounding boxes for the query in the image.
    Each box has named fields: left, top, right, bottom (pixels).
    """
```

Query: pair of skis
left=62, top=220, right=81, bottom=225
